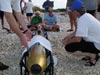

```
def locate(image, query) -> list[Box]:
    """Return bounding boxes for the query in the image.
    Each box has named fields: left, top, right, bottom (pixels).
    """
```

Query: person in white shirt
left=24, top=0, right=34, bottom=24
left=62, top=0, right=100, bottom=66
left=0, top=0, right=32, bottom=70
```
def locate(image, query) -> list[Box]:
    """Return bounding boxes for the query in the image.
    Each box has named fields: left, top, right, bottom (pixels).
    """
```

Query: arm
left=62, top=32, right=82, bottom=45
left=42, top=19, right=46, bottom=26
left=14, top=12, right=32, bottom=40
left=4, top=12, right=28, bottom=48
left=66, top=36, right=82, bottom=45
left=15, top=12, right=27, bottom=30
left=23, top=2, right=27, bottom=12
left=42, top=2, right=46, bottom=8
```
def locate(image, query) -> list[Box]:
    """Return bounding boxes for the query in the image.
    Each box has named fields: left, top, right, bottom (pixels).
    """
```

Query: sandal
left=81, top=56, right=91, bottom=61
left=3, top=27, right=14, bottom=33
left=85, top=55, right=99, bottom=66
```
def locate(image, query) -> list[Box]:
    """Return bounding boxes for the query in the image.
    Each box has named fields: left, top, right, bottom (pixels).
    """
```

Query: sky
left=25, top=0, right=67, bottom=9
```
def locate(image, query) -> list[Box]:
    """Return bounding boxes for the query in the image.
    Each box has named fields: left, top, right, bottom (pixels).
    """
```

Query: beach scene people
left=0, top=0, right=100, bottom=75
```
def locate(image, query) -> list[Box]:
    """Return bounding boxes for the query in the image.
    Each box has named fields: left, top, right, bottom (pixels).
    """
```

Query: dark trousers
left=65, top=39, right=100, bottom=54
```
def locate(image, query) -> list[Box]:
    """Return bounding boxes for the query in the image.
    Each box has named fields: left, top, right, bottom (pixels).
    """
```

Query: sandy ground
left=0, top=12, right=100, bottom=75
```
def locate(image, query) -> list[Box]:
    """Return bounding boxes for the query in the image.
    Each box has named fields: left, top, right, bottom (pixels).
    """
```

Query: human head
left=35, top=11, right=41, bottom=17
left=69, top=0, right=85, bottom=17
left=69, top=0, right=83, bottom=11
left=48, top=8, right=53, bottom=16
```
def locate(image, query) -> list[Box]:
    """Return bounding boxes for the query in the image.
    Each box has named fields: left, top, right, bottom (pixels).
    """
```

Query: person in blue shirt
left=42, top=0, right=54, bottom=12
left=42, top=9, right=59, bottom=31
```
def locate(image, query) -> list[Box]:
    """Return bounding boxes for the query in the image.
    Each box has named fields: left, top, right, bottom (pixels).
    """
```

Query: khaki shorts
left=0, top=0, right=21, bottom=12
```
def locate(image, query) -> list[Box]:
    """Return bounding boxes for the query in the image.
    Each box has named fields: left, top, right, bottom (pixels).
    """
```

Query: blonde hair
left=35, top=11, right=41, bottom=15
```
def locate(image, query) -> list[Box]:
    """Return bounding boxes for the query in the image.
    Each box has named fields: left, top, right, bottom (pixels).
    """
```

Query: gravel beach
left=0, top=12, right=100, bottom=75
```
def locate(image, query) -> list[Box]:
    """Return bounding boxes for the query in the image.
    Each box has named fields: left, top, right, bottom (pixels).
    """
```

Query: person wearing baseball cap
left=62, top=0, right=100, bottom=66
left=69, top=0, right=84, bottom=11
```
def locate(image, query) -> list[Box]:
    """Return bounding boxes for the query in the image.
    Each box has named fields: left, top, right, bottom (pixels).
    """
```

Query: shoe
left=81, top=56, right=91, bottom=61
left=85, top=54, right=99, bottom=66
left=3, top=27, right=10, bottom=32
left=0, top=62, right=9, bottom=70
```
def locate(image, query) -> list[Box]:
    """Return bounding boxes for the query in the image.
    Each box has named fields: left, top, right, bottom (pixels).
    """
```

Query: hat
left=35, top=11, right=41, bottom=14
left=69, top=0, right=83, bottom=11
left=48, top=8, right=53, bottom=12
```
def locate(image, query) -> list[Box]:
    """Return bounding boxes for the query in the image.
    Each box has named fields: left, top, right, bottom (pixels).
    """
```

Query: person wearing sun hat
left=29, top=11, right=42, bottom=31
left=62, top=0, right=100, bottom=66
left=31, top=11, right=42, bottom=26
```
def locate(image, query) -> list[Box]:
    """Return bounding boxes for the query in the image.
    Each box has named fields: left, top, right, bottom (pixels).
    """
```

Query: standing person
left=62, top=0, right=100, bottom=66
left=20, top=0, right=25, bottom=15
left=24, top=0, right=34, bottom=24
left=66, top=0, right=76, bottom=32
left=42, top=0, right=54, bottom=12
left=0, top=0, right=32, bottom=70
left=0, top=10, right=12, bottom=33
left=82, top=0, right=98, bottom=18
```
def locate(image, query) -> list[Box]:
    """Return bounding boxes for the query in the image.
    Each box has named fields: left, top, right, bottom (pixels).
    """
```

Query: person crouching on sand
left=62, top=0, right=100, bottom=66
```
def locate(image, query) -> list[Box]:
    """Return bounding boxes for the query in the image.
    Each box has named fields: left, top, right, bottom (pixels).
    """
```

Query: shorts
left=26, top=13, right=33, bottom=17
left=0, top=0, right=21, bottom=12
left=0, top=11, right=4, bottom=19
left=65, top=39, right=100, bottom=54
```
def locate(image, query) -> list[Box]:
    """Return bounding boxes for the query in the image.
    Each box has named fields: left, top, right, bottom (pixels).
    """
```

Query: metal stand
left=19, top=49, right=54, bottom=75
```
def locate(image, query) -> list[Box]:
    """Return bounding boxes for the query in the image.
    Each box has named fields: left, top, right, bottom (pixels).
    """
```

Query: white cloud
left=25, top=0, right=67, bottom=9
left=53, top=0, right=67, bottom=9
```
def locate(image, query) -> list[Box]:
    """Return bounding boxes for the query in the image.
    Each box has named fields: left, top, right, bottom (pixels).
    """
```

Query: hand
left=25, top=29, right=33, bottom=41
left=62, top=36, right=68, bottom=45
left=20, top=35, right=28, bottom=48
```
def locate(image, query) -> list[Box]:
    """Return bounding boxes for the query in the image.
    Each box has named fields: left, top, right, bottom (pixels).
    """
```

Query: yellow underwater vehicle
left=19, top=35, right=55, bottom=75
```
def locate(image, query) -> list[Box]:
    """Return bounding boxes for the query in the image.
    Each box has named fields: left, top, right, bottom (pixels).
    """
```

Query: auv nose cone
left=31, top=64, right=42, bottom=74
